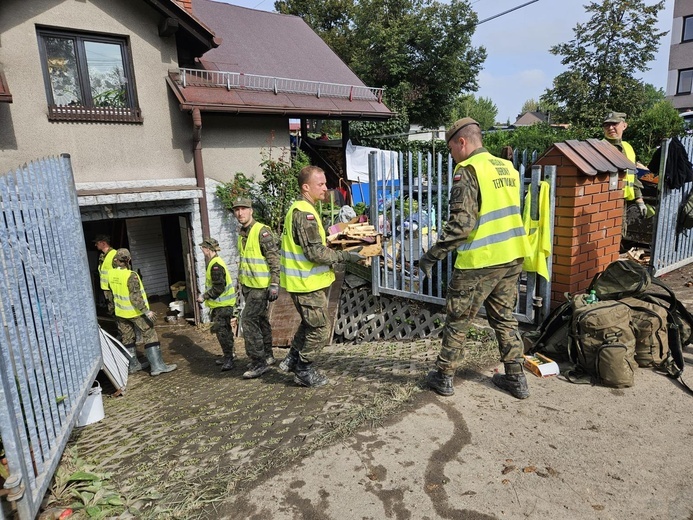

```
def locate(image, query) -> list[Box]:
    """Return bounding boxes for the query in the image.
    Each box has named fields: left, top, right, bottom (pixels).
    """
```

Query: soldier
left=418, top=118, right=531, bottom=399
left=602, top=111, right=647, bottom=218
left=232, top=197, right=281, bottom=379
left=94, top=234, right=117, bottom=316
left=108, top=248, right=177, bottom=376
left=279, top=165, right=364, bottom=387
left=197, top=237, right=237, bottom=372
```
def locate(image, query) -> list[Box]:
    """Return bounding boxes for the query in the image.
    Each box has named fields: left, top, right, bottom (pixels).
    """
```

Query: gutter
left=192, top=107, right=210, bottom=237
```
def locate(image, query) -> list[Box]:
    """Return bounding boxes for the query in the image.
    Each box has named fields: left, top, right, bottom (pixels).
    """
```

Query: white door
left=126, top=217, right=170, bottom=297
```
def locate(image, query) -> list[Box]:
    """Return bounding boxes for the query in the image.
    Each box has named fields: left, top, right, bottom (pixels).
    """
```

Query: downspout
left=192, top=107, right=210, bottom=237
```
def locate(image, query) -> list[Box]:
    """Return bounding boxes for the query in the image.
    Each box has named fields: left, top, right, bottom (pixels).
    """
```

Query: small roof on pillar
left=537, top=138, right=637, bottom=176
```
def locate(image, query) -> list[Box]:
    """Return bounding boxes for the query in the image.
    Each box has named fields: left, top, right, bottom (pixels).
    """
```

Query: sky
left=214, top=0, right=675, bottom=123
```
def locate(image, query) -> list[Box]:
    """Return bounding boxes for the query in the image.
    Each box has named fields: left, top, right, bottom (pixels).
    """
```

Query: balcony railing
left=176, top=68, right=384, bottom=103
left=48, top=104, right=143, bottom=123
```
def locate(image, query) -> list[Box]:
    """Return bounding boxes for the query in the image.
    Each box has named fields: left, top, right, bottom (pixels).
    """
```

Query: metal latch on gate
left=4, top=474, right=25, bottom=502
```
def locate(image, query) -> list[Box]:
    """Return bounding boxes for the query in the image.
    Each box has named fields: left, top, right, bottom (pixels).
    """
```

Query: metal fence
left=367, top=150, right=555, bottom=325
left=650, top=136, right=693, bottom=276
left=0, top=155, right=101, bottom=520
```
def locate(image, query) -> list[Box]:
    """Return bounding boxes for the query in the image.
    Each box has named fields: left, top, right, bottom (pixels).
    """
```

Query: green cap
left=114, top=248, right=131, bottom=262
left=232, top=197, right=252, bottom=209
left=92, top=234, right=111, bottom=244
left=445, top=117, right=480, bottom=143
left=199, top=237, right=221, bottom=251
left=603, top=111, right=627, bottom=124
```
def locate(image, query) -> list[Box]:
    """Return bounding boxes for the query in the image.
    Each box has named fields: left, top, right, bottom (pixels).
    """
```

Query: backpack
left=618, top=297, right=669, bottom=368
left=524, top=298, right=573, bottom=361
left=588, top=260, right=651, bottom=300
left=568, top=294, right=637, bottom=388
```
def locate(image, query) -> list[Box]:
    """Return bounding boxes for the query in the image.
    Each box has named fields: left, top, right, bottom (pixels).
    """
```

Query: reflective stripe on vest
left=280, top=200, right=335, bottom=293
left=109, top=268, right=148, bottom=318
left=99, top=248, right=117, bottom=290
left=238, top=222, right=271, bottom=289
left=455, top=153, right=531, bottom=269
left=205, top=256, right=236, bottom=308
left=622, top=141, right=637, bottom=201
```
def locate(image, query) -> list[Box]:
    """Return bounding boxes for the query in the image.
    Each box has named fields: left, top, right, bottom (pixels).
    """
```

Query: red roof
left=166, top=0, right=392, bottom=120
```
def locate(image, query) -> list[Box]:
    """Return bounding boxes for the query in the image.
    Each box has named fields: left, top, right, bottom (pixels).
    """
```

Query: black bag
left=588, top=260, right=651, bottom=300
left=525, top=297, right=573, bottom=361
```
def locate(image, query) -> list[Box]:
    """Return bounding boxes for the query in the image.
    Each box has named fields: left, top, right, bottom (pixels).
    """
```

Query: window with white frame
left=37, top=27, right=142, bottom=123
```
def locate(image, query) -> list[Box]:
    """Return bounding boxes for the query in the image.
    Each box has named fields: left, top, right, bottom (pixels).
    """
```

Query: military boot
left=125, top=344, right=149, bottom=374
left=144, top=343, right=177, bottom=376
left=426, top=369, right=454, bottom=396
left=492, top=365, right=530, bottom=399
left=278, top=348, right=299, bottom=373
left=219, top=356, right=235, bottom=372
left=293, top=360, right=328, bottom=388
left=243, top=360, right=270, bottom=379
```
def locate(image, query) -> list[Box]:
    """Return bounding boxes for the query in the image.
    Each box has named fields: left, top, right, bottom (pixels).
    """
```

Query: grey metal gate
left=0, top=155, right=101, bottom=519
left=368, top=150, right=555, bottom=325
left=650, top=136, right=693, bottom=276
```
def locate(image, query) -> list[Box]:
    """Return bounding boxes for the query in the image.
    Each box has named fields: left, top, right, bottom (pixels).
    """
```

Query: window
left=684, top=16, right=693, bottom=42
left=677, top=69, right=693, bottom=95
left=37, top=28, right=142, bottom=123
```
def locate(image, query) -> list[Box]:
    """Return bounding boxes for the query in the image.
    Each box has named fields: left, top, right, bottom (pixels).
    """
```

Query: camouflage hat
left=199, top=237, right=221, bottom=251
left=92, top=234, right=111, bottom=244
left=114, top=248, right=131, bottom=262
left=445, top=117, right=480, bottom=143
left=603, top=111, right=627, bottom=124
left=231, top=197, right=252, bottom=209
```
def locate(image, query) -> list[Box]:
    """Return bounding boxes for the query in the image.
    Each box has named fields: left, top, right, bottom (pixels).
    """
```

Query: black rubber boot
left=293, top=361, right=328, bottom=388
left=219, top=356, right=235, bottom=372
left=144, top=343, right=177, bottom=376
left=279, top=348, right=299, bottom=373
left=492, top=365, right=530, bottom=399
left=125, top=344, right=149, bottom=374
left=426, top=369, right=454, bottom=396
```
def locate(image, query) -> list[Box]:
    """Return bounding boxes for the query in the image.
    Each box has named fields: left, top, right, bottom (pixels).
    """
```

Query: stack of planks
left=327, top=220, right=382, bottom=257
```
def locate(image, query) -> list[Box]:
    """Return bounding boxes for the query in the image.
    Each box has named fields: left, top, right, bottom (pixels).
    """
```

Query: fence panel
left=0, top=155, right=101, bottom=520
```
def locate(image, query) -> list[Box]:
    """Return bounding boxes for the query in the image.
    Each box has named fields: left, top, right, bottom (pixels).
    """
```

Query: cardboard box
left=523, top=353, right=559, bottom=378
left=170, top=281, right=186, bottom=300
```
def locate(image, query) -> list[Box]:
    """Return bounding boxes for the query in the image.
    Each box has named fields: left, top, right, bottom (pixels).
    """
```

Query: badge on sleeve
left=261, top=231, right=270, bottom=237
left=306, top=214, right=315, bottom=221
left=453, top=174, right=462, bottom=182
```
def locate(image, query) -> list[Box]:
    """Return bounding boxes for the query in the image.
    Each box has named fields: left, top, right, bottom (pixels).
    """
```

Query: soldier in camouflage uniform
left=197, top=237, right=237, bottom=372
left=279, top=165, right=364, bottom=387
left=94, top=234, right=117, bottom=316
left=418, top=118, right=531, bottom=399
left=232, top=197, right=281, bottom=379
left=108, top=248, right=177, bottom=376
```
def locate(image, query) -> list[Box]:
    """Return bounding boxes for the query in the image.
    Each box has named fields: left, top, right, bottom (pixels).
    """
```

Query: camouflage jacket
left=239, top=218, right=281, bottom=286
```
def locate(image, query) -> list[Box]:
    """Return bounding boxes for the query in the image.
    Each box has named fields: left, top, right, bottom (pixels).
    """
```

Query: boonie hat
left=199, top=237, right=221, bottom=251
left=232, top=197, right=252, bottom=209
left=603, top=111, right=627, bottom=124
left=93, top=234, right=111, bottom=244
left=445, top=117, right=480, bottom=143
left=114, top=248, right=131, bottom=262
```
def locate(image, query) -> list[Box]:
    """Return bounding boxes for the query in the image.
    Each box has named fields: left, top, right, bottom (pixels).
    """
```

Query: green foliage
left=350, top=102, right=410, bottom=150
left=276, top=0, right=486, bottom=128
left=626, top=101, right=685, bottom=164
left=450, top=94, right=498, bottom=130
left=482, top=123, right=596, bottom=158
left=541, top=0, right=667, bottom=127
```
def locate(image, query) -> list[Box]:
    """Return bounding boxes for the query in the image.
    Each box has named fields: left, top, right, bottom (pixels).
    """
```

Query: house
left=0, top=0, right=391, bottom=322
left=407, top=124, right=446, bottom=142
left=513, top=111, right=547, bottom=126
left=666, top=0, right=693, bottom=111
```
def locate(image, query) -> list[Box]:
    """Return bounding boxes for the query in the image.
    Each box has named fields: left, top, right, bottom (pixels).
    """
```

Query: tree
left=541, top=0, right=666, bottom=127
left=275, top=0, right=486, bottom=128
left=450, top=94, right=497, bottom=130
left=627, top=101, right=684, bottom=164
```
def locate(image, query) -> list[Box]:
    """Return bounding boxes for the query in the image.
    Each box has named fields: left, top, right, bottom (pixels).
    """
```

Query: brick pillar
left=178, top=0, right=193, bottom=14
left=542, top=150, right=624, bottom=306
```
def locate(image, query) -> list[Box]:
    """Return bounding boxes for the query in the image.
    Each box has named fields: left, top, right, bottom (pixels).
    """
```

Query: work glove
left=341, top=246, right=365, bottom=263
left=418, top=254, right=436, bottom=280
left=636, top=199, right=647, bottom=218
left=267, top=284, right=280, bottom=302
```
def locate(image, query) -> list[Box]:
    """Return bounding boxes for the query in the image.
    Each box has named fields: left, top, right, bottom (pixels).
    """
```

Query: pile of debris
left=327, top=218, right=382, bottom=261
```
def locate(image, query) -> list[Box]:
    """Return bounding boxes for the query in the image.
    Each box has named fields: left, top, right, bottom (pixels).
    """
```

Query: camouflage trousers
left=210, top=306, right=235, bottom=359
left=241, top=286, right=273, bottom=362
left=116, top=315, right=158, bottom=346
left=289, top=289, right=329, bottom=363
left=436, top=259, right=525, bottom=375
left=103, top=290, right=115, bottom=316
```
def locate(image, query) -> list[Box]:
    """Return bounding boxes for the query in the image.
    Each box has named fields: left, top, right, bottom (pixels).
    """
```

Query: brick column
left=541, top=150, right=624, bottom=306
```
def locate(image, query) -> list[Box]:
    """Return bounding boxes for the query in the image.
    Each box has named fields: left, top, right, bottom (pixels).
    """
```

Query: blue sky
left=214, top=0, right=675, bottom=123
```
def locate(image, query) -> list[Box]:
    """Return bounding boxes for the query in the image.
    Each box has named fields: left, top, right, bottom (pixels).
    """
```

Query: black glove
left=418, top=254, right=436, bottom=280
left=267, top=284, right=279, bottom=302
left=341, top=247, right=365, bottom=263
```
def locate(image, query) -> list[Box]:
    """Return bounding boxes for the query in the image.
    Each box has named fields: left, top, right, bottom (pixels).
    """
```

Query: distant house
left=408, top=124, right=446, bottom=141
left=0, top=0, right=392, bottom=322
left=513, top=111, right=548, bottom=126
left=666, top=0, right=693, bottom=112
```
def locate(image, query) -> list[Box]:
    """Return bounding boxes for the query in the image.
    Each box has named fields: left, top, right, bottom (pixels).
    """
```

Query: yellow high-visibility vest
left=204, top=256, right=236, bottom=308
left=238, top=222, right=271, bottom=289
left=99, top=248, right=117, bottom=290
left=622, top=141, right=636, bottom=201
left=109, top=268, right=148, bottom=318
left=454, top=153, right=531, bottom=269
left=280, top=200, right=335, bottom=293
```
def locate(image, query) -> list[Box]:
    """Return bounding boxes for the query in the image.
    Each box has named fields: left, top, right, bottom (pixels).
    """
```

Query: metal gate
left=367, top=150, right=555, bottom=325
left=0, top=155, right=101, bottom=519
left=650, top=136, right=693, bottom=276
